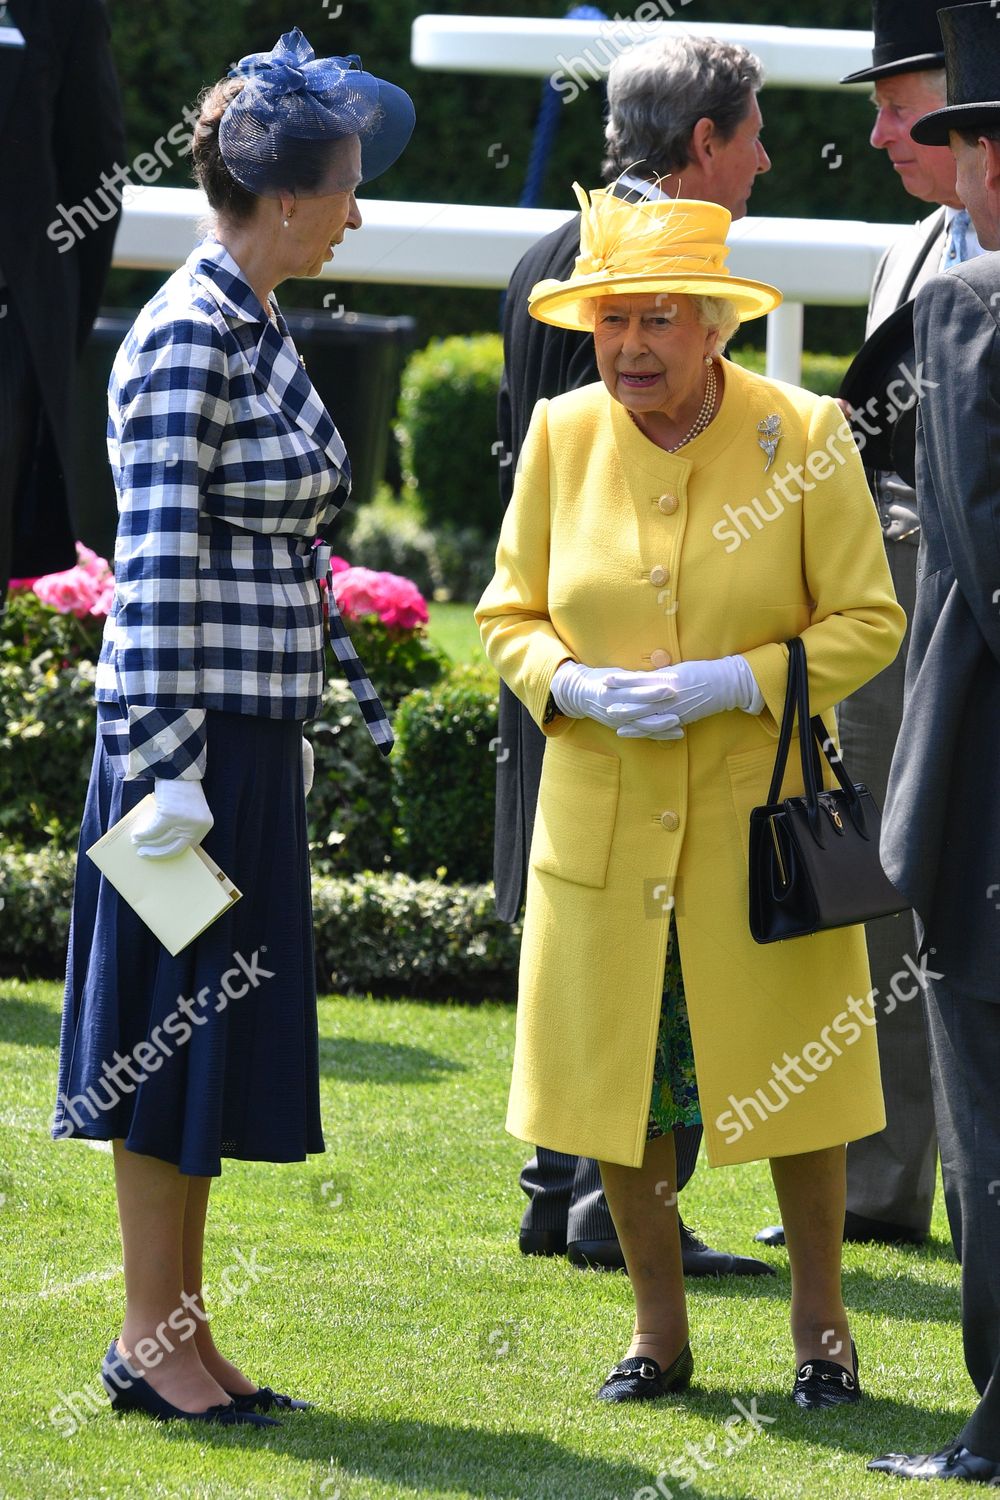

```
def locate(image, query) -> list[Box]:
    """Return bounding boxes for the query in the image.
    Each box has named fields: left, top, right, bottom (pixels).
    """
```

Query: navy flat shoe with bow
left=226, top=1384, right=312, bottom=1413
left=100, top=1341, right=279, bottom=1426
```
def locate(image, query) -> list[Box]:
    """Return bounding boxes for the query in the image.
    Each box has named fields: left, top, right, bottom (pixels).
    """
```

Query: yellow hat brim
left=527, top=271, right=783, bottom=333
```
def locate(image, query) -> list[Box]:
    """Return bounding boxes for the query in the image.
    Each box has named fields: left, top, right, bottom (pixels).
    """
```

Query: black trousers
left=0, top=287, right=44, bottom=603
left=920, top=972, right=1000, bottom=1460
left=520, top=1126, right=703, bottom=1246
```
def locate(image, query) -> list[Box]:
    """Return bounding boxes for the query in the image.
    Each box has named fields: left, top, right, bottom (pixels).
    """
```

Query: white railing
left=410, top=14, right=874, bottom=91
left=112, top=187, right=904, bottom=383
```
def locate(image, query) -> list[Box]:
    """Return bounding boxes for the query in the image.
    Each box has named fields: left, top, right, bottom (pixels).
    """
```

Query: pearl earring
left=282, top=217, right=289, bottom=228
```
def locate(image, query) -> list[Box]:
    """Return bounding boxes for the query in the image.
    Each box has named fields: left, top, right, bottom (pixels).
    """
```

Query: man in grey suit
left=755, top=0, right=983, bottom=1251
left=873, top=1, right=1000, bottom=1484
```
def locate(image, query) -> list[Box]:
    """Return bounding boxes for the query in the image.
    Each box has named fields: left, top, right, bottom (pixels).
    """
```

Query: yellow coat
left=475, top=358, right=907, bottom=1169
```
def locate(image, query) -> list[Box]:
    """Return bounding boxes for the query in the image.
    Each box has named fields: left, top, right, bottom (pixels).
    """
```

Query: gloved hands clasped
left=130, top=779, right=214, bottom=860
left=550, top=656, right=763, bottom=740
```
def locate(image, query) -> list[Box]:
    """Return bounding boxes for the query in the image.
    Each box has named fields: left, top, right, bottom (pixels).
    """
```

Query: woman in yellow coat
left=475, top=185, right=906, bottom=1409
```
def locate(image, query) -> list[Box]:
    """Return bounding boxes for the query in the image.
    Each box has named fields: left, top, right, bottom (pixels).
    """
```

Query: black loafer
left=754, top=1223, right=786, bottom=1247
left=867, top=1441, right=1000, bottom=1483
left=597, top=1343, right=694, bottom=1403
left=792, top=1339, right=860, bottom=1409
left=227, top=1385, right=312, bottom=1413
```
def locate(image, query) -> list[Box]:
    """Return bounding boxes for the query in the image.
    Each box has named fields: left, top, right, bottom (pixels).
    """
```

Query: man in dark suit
left=757, top=0, right=984, bottom=1254
left=0, top=0, right=125, bottom=602
left=874, top=2, right=1000, bottom=1484
left=494, top=32, right=773, bottom=1278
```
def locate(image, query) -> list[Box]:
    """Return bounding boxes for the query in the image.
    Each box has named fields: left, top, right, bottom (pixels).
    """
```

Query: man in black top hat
left=756, top=0, right=984, bottom=1256
left=874, top=1, right=1000, bottom=1484
left=492, top=32, right=774, bottom=1282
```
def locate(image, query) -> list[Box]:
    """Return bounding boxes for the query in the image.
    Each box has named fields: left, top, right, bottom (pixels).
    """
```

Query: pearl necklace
left=628, top=361, right=717, bottom=452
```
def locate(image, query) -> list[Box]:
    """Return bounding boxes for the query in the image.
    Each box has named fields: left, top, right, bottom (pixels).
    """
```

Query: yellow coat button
left=650, top=649, right=673, bottom=668
left=658, top=493, right=679, bottom=514
left=650, top=565, right=669, bottom=587
left=660, top=810, right=680, bottom=831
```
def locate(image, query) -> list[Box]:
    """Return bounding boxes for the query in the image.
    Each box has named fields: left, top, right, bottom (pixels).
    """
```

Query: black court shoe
left=792, top=1339, right=860, bottom=1409
left=227, top=1385, right=312, bottom=1413
left=597, top=1342, right=694, bottom=1403
left=101, top=1341, right=279, bottom=1426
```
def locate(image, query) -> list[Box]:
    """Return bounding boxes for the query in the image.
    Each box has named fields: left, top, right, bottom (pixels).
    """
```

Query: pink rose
left=31, top=542, right=114, bottom=619
left=329, top=566, right=428, bottom=632
left=373, top=570, right=428, bottom=630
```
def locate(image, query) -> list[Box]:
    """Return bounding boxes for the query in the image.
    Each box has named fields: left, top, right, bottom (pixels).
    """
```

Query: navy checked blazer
left=95, top=236, right=393, bottom=779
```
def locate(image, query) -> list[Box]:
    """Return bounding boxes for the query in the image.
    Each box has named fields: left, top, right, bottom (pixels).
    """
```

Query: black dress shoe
left=868, top=1440, right=1000, bottom=1483
left=679, top=1222, right=776, bottom=1278
left=757, top=1214, right=928, bottom=1249
left=843, top=1210, right=927, bottom=1246
left=597, top=1343, right=694, bottom=1403
left=792, top=1340, right=860, bottom=1409
left=226, top=1385, right=312, bottom=1413
left=519, top=1228, right=567, bottom=1258
left=568, top=1222, right=776, bottom=1278
left=567, top=1236, right=625, bottom=1270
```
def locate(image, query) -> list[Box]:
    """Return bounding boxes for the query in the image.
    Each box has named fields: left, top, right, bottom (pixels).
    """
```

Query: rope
left=518, top=4, right=608, bottom=209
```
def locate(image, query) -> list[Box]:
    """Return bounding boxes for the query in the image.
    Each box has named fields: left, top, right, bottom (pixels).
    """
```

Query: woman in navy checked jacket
left=53, top=30, right=414, bottom=1426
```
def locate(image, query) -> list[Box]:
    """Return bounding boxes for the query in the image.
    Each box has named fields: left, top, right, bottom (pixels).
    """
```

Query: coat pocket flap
left=529, top=738, right=620, bottom=890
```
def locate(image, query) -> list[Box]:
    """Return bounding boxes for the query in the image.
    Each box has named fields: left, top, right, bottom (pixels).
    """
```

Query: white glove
left=615, top=656, right=763, bottom=739
left=302, top=736, right=314, bottom=797
left=130, top=779, right=214, bottom=861
left=550, top=660, right=683, bottom=736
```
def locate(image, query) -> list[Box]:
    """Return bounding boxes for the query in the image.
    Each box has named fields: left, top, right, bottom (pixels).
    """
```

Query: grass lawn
left=426, top=601, right=493, bottom=673
left=0, top=978, right=968, bottom=1500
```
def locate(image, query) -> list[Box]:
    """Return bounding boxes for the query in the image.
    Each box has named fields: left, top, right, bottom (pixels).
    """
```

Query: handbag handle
left=765, top=638, right=869, bottom=838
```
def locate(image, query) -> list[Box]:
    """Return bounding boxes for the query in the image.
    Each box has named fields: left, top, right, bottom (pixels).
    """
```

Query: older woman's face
left=285, top=134, right=364, bottom=278
left=592, top=293, right=718, bottom=415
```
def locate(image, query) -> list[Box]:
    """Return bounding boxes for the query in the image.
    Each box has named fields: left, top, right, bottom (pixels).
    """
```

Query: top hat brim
left=528, top=271, right=782, bottom=333
left=911, top=98, right=1000, bottom=147
left=839, top=299, right=917, bottom=474
left=840, top=50, right=945, bottom=86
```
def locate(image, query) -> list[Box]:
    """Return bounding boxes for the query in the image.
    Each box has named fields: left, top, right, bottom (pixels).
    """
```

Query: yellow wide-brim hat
left=528, top=182, right=782, bottom=333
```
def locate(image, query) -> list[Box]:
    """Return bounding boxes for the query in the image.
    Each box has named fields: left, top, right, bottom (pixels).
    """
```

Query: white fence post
left=765, top=302, right=805, bottom=386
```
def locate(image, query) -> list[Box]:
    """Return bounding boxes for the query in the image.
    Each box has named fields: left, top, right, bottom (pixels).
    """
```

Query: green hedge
left=0, top=852, right=520, bottom=1000
left=392, top=665, right=498, bottom=884
left=396, top=334, right=504, bottom=537
left=340, top=486, right=496, bottom=606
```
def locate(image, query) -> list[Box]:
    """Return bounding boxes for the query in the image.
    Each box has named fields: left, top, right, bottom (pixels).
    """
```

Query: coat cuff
left=739, top=641, right=789, bottom=738
left=124, top=706, right=207, bottom=780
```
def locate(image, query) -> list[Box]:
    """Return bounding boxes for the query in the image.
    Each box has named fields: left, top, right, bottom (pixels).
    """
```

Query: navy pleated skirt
left=53, top=708, right=325, bottom=1176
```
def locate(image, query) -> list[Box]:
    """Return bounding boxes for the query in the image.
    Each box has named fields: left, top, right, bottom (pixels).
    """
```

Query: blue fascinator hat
left=219, top=27, right=415, bottom=196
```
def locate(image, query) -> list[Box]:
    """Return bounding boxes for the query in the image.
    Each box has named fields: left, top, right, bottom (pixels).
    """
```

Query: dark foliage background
left=103, top=0, right=909, bottom=354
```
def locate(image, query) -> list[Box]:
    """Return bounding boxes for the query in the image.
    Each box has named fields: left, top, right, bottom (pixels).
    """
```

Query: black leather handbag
left=748, top=636, right=910, bottom=943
